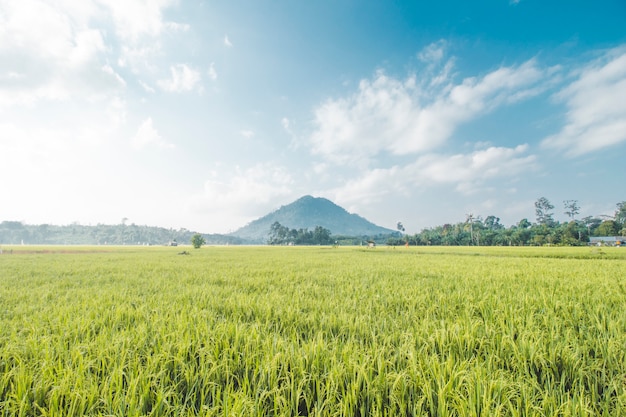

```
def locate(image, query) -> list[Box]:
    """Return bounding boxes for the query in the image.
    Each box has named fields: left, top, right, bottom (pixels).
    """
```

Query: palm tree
left=465, top=214, right=474, bottom=245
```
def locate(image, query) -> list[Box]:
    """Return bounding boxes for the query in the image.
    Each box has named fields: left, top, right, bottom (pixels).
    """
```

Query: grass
left=1, top=245, right=625, bottom=416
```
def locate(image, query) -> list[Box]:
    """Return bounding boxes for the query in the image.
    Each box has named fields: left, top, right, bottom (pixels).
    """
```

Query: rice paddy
left=1, top=245, right=625, bottom=416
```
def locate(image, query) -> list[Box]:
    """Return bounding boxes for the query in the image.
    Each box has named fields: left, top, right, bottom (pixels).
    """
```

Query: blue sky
left=1, top=0, right=625, bottom=234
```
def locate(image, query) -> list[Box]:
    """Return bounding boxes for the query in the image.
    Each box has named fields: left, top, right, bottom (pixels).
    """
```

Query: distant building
left=589, top=236, right=624, bottom=247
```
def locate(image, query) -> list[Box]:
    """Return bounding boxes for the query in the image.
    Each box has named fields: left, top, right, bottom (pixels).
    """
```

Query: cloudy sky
left=1, top=0, right=625, bottom=234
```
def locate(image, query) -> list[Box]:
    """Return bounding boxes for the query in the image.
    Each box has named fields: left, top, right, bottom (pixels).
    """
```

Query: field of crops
left=1, top=245, right=625, bottom=416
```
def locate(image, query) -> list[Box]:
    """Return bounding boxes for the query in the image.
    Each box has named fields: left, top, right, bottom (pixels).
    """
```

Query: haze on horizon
left=1, top=0, right=625, bottom=234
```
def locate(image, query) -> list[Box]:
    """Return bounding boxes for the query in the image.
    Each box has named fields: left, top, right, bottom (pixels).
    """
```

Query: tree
left=582, top=216, right=602, bottom=236
left=595, top=221, right=618, bottom=236
left=312, top=226, right=332, bottom=245
left=268, top=221, right=290, bottom=245
left=614, top=201, right=626, bottom=228
left=397, top=221, right=407, bottom=244
left=267, top=222, right=333, bottom=245
left=535, top=197, right=555, bottom=226
left=562, top=221, right=585, bottom=245
left=191, top=233, right=206, bottom=249
left=483, top=215, right=503, bottom=230
left=464, top=214, right=474, bottom=245
left=563, top=200, right=580, bottom=220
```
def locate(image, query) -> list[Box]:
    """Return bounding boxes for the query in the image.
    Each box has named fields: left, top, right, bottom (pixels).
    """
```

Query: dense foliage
left=267, top=221, right=333, bottom=245
left=0, top=221, right=244, bottom=246
left=1, top=246, right=625, bottom=416
left=389, top=200, right=626, bottom=246
left=191, top=233, right=206, bottom=249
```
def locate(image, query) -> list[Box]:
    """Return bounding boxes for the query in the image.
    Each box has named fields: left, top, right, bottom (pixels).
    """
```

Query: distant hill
left=230, top=195, right=396, bottom=243
left=0, top=196, right=396, bottom=245
left=0, top=221, right=245, bottom=246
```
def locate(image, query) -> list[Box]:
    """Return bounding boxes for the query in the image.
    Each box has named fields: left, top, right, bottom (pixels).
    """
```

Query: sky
left=1, top=0, right=625, bottom=234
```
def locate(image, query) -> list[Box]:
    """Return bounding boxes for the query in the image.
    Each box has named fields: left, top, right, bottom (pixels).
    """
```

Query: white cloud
left=102, top=1, right=186, bottom=73
left=280, top=117, right=301, bottom=150
left=329, top=145, right=536, bottom=206
left=0, top=0, right=74, bottom=59
left=0, top=0, right=108, bottom=107
left=139, top=80, right=156, bottom=93
left=188, top=164, right=294, bottom=231
left=310, top=59, right=548, bottom=166
left=158, top=64, right=202, bottom=92
left=117, top=44, right=162, bottom=73
left=542, top=47, right=626, bottom=156
left=0, top=123, right=87, bottom=215
left=415, top=144, right=536, bottom=188
left=208, top=62, right=218, bottom=80
left=0, top=0, right=183, bottom=108
left=97, top=0, right=177, bottom=42
left=67, top=29, right=106, bottom=68
left=131, top=117, right=173, bottom=149
left=240, top=129, right=255, bottom=138
left=165, top=22, right=190, bottom=32
left=0, top=99, right=132, bottom=217
left=418, top=40, right=447, bottom=63
left=102, top=64, right=126, bottom=87
left=106, top=96, right=127, bottom=128
left=224, top=35, right=233, bottom=47
left=0, top=0, right=186, bottom=86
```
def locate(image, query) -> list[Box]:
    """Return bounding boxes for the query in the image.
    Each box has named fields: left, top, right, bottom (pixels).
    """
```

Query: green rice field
left=1, top=245, right=625, bottom=416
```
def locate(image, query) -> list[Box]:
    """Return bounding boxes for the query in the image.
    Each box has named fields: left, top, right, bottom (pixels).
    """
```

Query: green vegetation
left=191, top=233, right=206, bottom=249
left=1, top=246, right=625, bottom=416
left=267, top=222, right=333, bottom=245
left=389, top=200, right=626, bottom=247
left=0, top=221, right=245, bottom=246
left=4, top=199, right=624, bottom=247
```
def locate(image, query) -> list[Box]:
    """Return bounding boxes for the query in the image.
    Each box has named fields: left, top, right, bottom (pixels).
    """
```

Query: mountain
left=230, top=195, right=396, bottom=242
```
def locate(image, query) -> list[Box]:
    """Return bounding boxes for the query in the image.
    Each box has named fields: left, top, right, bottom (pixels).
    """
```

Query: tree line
left=0, top=222, right=244, bottom=246
left=3, top=198, right=623, bottom=247
left=388, top=199, right=626, bottom=247
left=267, top=222, right=333, bottom=245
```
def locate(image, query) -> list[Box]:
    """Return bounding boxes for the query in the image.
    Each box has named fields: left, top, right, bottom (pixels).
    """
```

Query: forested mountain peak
left=229, top=195, right=395, bottom=242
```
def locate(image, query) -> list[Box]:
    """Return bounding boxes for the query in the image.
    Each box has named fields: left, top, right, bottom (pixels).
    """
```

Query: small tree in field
left=191, top=233, right=206, bottom=249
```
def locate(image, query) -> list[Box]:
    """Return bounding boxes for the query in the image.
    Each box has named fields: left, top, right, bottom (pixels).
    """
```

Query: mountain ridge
left=229, top=195, right=396, bottom=242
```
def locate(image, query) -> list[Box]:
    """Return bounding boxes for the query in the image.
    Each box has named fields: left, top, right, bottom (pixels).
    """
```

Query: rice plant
left=0, top=246, right=625, bottom=416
